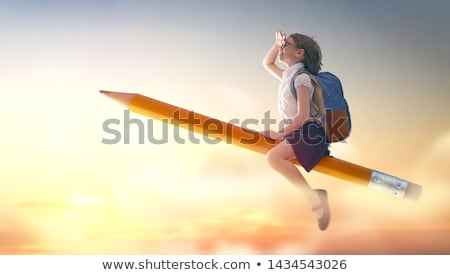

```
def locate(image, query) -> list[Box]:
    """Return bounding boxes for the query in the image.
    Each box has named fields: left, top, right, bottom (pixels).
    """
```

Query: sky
left=1, top=0, right=450, bottom=254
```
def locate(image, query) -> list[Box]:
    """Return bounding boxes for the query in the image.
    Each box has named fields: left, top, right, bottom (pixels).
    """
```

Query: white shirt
left=278, top=62, right=314, bottom=121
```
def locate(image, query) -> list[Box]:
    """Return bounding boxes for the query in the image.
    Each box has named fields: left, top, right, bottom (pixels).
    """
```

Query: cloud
left=411, top=130, right=450, bottom=181
left=0, top=204, right=41, bottom=254
left=406, top=130, right=450, bottom=219
left=2, top=128, right=448, bottom=255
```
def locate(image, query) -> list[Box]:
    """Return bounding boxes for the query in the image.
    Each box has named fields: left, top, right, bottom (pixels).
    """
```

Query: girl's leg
left=266, top=140, right=330, bottom=230
left=266, top=140, right=315, bottom=198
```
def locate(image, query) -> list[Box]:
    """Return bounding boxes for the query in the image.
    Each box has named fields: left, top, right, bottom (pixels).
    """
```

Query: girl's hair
left=289, top=33, right=322, bottom=74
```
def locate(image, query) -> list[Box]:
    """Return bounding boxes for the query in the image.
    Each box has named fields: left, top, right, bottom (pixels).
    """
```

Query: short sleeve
left=294, top=73, right=314, bottom=98
left=294, top=73, right=313, bottom=91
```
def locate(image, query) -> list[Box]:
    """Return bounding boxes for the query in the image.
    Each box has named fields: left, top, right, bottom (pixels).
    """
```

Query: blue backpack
left=291, top=71, right=351, bottom=143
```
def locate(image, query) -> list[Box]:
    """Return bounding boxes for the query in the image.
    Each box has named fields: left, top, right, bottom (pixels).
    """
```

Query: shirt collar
left=283, top=62, right=305, bottom=79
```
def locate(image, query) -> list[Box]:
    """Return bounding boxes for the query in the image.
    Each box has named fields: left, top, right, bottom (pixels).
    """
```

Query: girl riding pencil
left=262, top=30, right=331, bottom=230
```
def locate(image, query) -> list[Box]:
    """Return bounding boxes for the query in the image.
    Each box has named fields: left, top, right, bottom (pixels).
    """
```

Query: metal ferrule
left=368, top=170, right=408, bottom=198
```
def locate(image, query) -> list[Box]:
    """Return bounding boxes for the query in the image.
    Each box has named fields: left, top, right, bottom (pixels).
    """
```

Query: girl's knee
left=266, top=142, right=296, bottom=168
left=266, top=149, right=281, bottom=168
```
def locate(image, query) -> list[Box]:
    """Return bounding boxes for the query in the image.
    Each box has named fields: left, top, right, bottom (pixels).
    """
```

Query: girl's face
left=279, top=36, right=304, bottom=66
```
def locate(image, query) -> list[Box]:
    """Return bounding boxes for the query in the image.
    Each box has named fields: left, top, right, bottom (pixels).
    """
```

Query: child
left=262, top=30, right=330, bottom=230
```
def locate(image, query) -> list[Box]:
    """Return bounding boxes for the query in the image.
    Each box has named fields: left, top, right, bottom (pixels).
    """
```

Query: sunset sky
left=1, top=0, right=449, bottom=254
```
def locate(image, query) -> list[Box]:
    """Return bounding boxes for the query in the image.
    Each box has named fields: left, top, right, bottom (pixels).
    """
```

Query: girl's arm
left=266, top=84, right=311, bottom=140
left=279, top=85, right=311, bottom=138
left=262, top=31, right=285, bottom=80
left=262, top=43, right=283, bottom=80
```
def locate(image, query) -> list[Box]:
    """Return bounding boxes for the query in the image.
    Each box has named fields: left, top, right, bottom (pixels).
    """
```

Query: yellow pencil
left=100, top=90, right=422, bottom=201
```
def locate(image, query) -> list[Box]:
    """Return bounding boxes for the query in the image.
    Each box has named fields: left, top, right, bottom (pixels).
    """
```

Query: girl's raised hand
left=275, top=30, right=286, bottom=47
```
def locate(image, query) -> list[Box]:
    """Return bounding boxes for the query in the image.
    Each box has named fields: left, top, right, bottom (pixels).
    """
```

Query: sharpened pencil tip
left=99, top=90, right=134, bottom=105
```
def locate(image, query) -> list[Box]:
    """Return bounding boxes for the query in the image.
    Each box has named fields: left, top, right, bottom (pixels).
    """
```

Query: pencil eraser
left=404, top=182, right=422, bottom=201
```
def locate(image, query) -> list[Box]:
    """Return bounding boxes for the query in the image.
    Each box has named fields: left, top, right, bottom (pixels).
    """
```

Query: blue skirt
left=285, top=121, right=329, bottom=172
